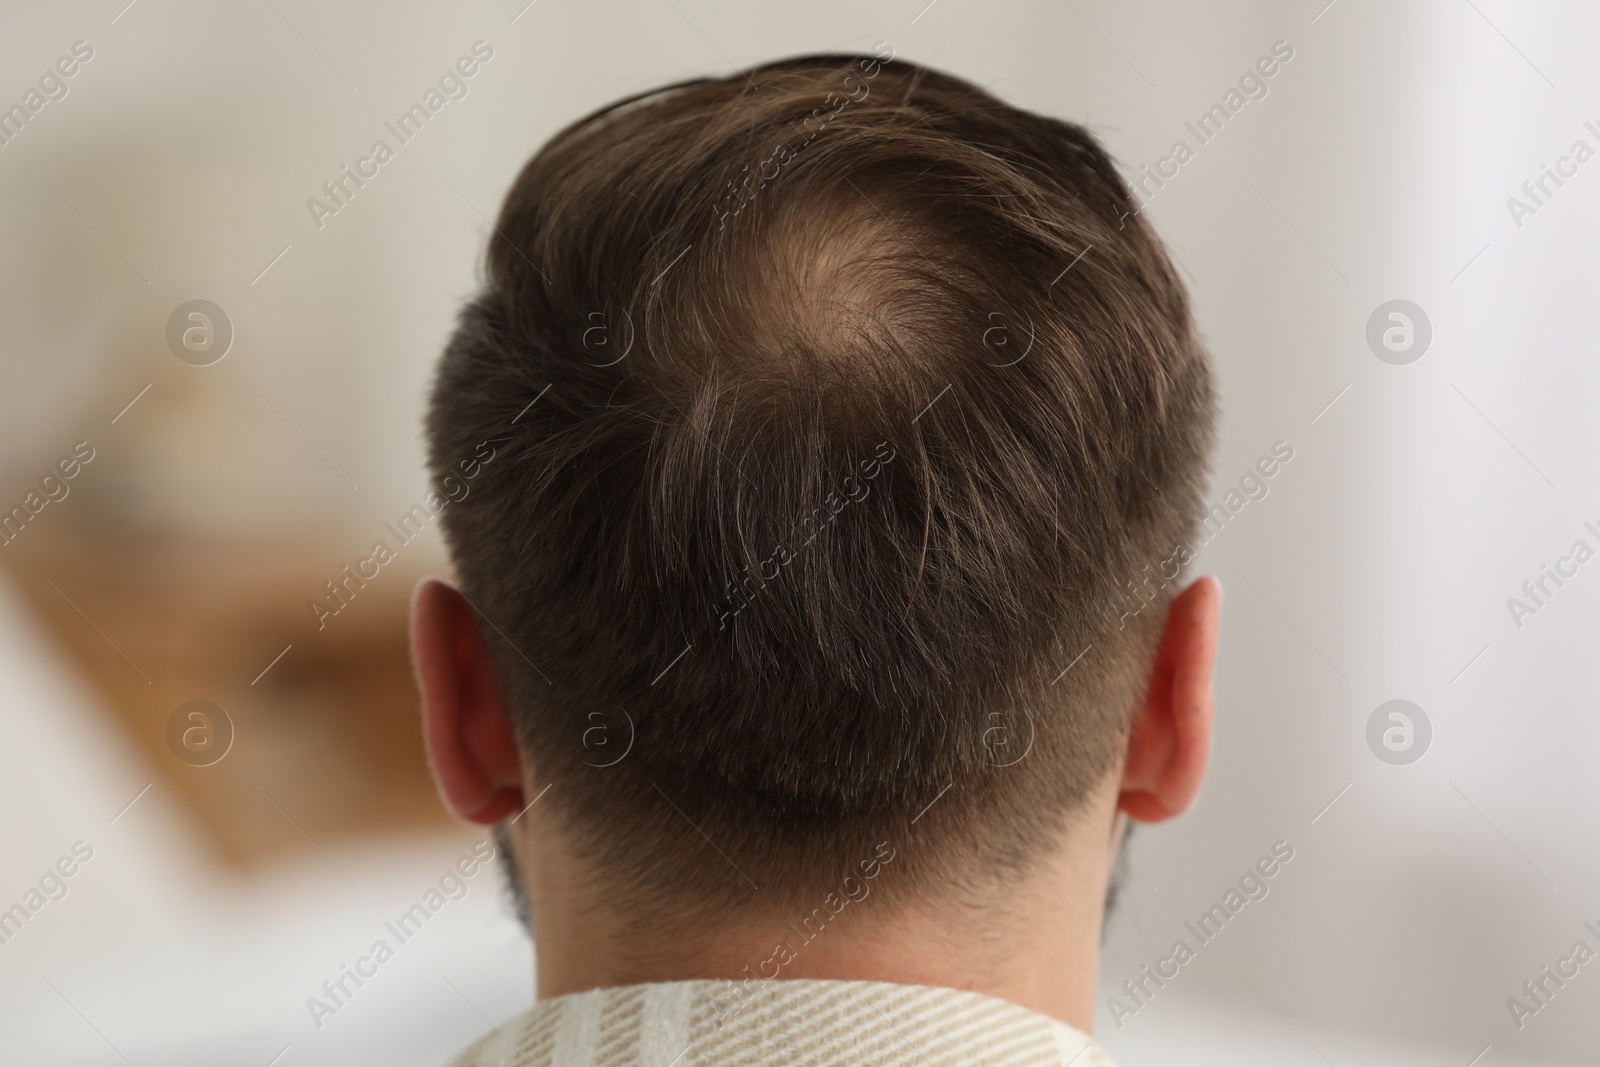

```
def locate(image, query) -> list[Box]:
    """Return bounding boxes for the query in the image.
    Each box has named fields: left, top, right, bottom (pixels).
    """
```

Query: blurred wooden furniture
left=3, top=528, right=451, bottom=867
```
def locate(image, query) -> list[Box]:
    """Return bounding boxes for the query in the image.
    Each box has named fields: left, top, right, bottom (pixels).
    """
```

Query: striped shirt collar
left=446, top=978, right=1115, bottom=1066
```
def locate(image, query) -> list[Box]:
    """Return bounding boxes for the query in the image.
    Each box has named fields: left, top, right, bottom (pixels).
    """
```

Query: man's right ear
left=1116, top=576, right=1221, bottom=824
left=409, top=578, right=527, bottom=824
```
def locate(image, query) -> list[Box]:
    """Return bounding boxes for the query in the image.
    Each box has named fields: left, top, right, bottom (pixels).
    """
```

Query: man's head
left=413, top=53, right=1218, bottom=939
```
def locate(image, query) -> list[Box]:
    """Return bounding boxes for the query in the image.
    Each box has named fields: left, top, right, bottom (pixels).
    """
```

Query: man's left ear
left=410, top=577, right=527, bottom=824
left=1117, top=576, right=1221, bottom=824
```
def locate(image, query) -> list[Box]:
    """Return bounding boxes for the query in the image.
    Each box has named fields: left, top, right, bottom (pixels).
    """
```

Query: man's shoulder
left=444, top=978, right=1116, bottom=1066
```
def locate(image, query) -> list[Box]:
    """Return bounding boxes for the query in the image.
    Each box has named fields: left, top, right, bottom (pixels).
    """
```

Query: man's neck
left=521, top=819, right=1116, bottom=1036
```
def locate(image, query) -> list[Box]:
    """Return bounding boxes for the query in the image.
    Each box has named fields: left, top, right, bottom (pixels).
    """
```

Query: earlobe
left=1116, top=576, right=1221, bottom=824
left=410, top=578, right=528, bottom=824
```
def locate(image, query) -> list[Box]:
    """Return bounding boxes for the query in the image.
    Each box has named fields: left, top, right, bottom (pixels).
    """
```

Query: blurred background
left=1, top=0, right=1596, bottom=1063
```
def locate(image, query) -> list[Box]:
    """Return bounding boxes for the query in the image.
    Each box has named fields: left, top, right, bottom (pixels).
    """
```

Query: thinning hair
left=428, top=52, right=1215, bottom=915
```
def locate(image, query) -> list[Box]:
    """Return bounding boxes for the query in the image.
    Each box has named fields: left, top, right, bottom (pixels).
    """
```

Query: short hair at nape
left=427, top=53, right=1215, bottom=914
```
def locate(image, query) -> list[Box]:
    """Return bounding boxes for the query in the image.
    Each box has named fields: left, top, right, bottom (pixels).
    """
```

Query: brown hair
left=428, top=52, right=1214, bottom=912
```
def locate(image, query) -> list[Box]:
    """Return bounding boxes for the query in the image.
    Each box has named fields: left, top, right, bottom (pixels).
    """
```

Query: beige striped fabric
left=445, top=979, right=1116, bottom=1067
